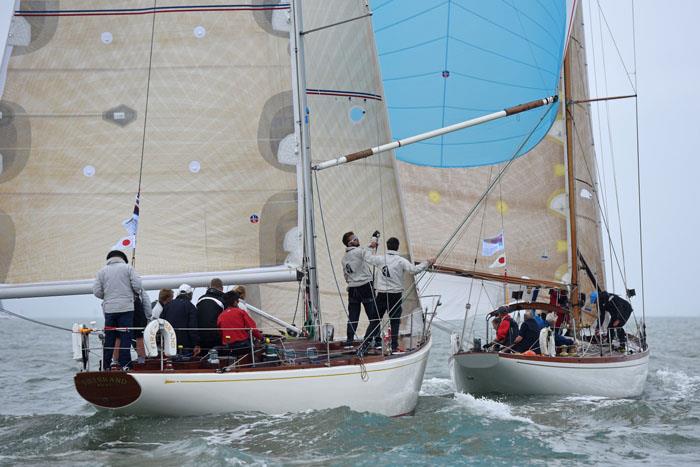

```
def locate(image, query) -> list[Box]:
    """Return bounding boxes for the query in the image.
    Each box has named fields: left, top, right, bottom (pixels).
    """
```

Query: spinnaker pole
left=289, top=0, right=321, bottom=336
left=313, top=95, right=558, bottom=170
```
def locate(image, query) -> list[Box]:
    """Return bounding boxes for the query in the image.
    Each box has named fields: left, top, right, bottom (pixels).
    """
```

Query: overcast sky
left=1, top=0, right=696, bottom=319
left=582, top=0, right=698, bottom=317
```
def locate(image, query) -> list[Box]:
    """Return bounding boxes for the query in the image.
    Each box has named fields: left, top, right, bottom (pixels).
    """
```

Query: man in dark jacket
left=196, top=278, right=225, bottom=351
left=512, top=311, right=541, bottom=354
left=595, top=290, right=633, bottom=348
left=161, top=284, right=201, bottom=356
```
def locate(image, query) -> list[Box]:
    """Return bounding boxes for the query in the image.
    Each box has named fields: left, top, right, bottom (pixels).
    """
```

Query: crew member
left=488, top=306, right=519, bottom=350
left=341, top=231, right=379, bottom=347
left=161, top=284, right=201, bottom=357
left=593, top=290, right=633, bottom=349
left=512, top=310, right=541, bottom=354
left=93, top=250, right=142, bottom=370
left=368, top=237, right=434, bottom=352
left=217, top=291, right=263, bottom=352
left=196, top=278, right=226, bottom=351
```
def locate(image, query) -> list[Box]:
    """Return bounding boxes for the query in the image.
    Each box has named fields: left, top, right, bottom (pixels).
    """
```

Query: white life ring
left=539, top=327, right=556, bottom=357
left=144, top=319, right=178, bottom=357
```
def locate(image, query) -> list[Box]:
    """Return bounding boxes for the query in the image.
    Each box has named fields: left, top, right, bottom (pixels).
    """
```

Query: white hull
left=451, top=350, right=649, bottom=398
left=79, top=339, right=431, bottom=417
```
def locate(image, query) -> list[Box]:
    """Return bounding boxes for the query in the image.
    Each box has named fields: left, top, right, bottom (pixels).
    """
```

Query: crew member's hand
left=428, top=257, right=437, bottom=265
left=193, top=345, right=201, bottom=357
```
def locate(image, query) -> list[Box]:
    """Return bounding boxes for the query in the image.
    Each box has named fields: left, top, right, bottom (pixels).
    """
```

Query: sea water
left=0, top=317, right=698, bottom=466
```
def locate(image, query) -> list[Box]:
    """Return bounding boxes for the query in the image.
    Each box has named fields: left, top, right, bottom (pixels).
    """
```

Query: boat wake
left=451, top=393, right=533, bottom=424
left=654, top=369, right=700, bottom=401
left=420, top=377, right=454, bottom=397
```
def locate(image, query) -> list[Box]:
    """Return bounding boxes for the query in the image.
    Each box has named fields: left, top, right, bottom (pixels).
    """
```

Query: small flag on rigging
left=481, top=231, right=504, bottom=257
left=488, top=253, right=506, bottom=268
left=113, top=235, right=136, bottom=250
left=121, top=193, right=140, bottom=236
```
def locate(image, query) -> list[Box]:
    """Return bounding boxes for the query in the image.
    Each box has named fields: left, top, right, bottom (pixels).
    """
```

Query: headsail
left=372, top=0, right=573, bottom=167
left=372, top=0, right=573, bottom=285
left=372, top=1, right=603, bottom=303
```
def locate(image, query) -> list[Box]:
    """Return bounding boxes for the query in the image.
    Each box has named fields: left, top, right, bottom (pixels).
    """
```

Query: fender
left=143, top=319, right=178, bottom=357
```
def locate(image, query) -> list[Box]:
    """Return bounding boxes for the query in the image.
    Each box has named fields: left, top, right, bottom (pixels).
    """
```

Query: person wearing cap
left=487, top=306, right=518, bottom=350
left=196, top=278, right=226, bottom=351
left=93, top=250, right=143, bottom=369
left=340, top=231, right=379, bottom=347
left=161, top=284, right=201, bottom=357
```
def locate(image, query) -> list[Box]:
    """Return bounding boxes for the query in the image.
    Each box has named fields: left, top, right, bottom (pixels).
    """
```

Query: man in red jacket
left=217, top=291, right=263, bottom=347
left=488, top=306, right=518, bottom=350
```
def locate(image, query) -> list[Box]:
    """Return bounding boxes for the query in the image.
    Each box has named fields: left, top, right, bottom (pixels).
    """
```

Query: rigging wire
left=0, top=307, right=74, bottom=333
left=131, top=0, right=159, bottom=266
left=313, top=171, right=350, bottom=322
left=567, top=109, right=628, bottom=291
left=595, top=0, right=637, bottom=93
left=597, top=3, right=628, bottom=287
left=586, top=0, right=615, bottom=290
left=631, top=0, right=647, bottom=320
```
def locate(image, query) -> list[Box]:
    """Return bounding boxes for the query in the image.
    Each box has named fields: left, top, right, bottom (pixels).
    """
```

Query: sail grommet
left=101, top=32, right=113, bottom=44
left=83, top=165, right=95, bottom=177
left=188, top=160, right=201, bottom=173
left=193, top=26, right=206, bottom=38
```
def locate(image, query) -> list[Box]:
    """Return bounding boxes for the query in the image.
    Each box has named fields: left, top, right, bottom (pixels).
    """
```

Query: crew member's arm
left=129, top=267, right=143, bottom=294
left=400, top=256, right=436, bottom=275
left=188, top=303, right=201, bottom=356
left=243, top=311, right=264, bottom=340
left=93, top=272, right=104, bottom=299
left=140, top=289, right=152, bottom=320
left=494, top=319, right=510, bottom=344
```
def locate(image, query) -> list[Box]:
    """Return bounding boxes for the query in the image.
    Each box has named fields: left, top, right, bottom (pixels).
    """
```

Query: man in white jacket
left=371, top=237, right=434, bottom=353
left=341, top=231, right=379, bottom=347
left=93, top=250, right=142, bottom=369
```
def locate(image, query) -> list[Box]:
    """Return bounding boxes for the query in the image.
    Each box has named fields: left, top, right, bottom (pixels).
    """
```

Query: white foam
left=452, top=392, right=533, bottom=424
left=420, top=377, right=455, bottom=396
left=656, top=369, right=700, bottom=401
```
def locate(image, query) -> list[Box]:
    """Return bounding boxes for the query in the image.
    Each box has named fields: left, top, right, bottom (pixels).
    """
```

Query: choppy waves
left=2, top=318, right=700, bottom=466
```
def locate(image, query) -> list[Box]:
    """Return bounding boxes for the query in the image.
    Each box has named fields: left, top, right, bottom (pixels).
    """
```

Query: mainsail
left=0, top=1, right=418, bottom=333
left=372, top=0, right=603, bottom=312
left=1, top=1, right=298, bottom=287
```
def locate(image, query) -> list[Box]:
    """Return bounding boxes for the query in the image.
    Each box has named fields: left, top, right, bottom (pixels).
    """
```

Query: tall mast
left=289, top=0, right=321, bottom=334
left=563, top=48, right=581, bottom=322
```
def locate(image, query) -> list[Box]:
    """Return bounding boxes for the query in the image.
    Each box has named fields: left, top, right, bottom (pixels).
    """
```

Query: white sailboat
left=0, top=0, right=434, bottom=416
left=368, top=0, right=649, bottom=397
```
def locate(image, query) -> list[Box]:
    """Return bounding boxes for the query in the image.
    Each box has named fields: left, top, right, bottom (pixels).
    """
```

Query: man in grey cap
left=93, top=250, right=142, bottom=369
left=161, top=284, right=201, bottom=356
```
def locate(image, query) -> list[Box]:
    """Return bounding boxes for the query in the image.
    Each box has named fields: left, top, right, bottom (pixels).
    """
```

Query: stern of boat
left=74, top=371, right=142, bottom=410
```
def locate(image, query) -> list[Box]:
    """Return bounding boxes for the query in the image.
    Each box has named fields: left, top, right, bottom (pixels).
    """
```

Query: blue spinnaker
left=372, top=0, right=568, bottom=167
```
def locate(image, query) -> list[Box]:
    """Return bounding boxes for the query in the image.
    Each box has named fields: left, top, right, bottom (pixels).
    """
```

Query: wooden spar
left=432, top=265, right=567, bottom=291
left=564, top=47, right=581, bottom=323
left=570, top=93, right=636, bottom=105
left=312, top=95, right=559, bottom=171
